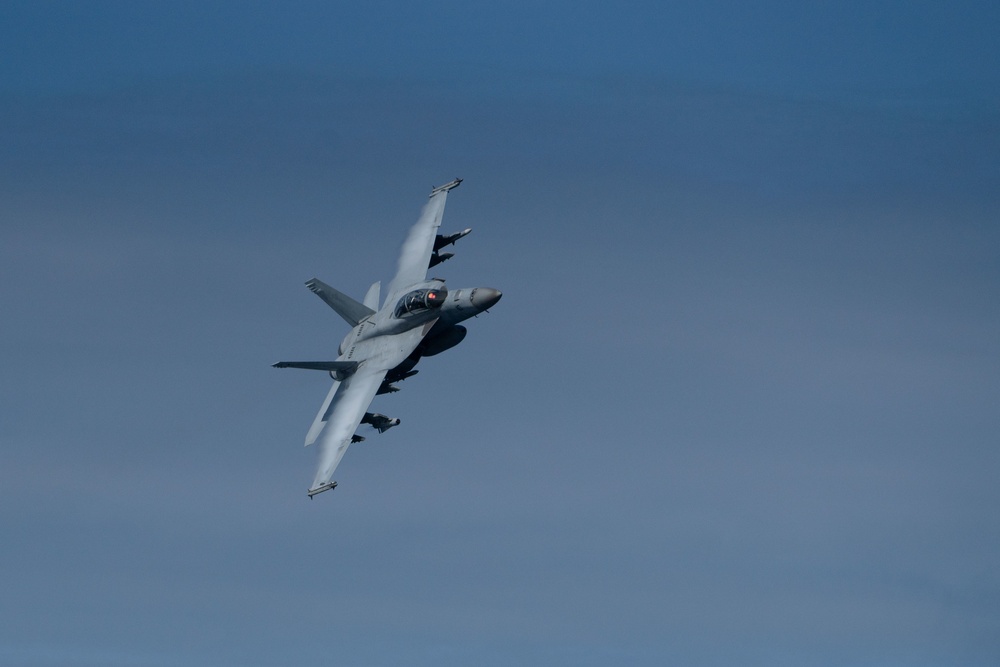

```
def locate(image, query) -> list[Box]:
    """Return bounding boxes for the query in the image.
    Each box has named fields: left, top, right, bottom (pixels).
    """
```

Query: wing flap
left=305, top=379, right=340, bottom=446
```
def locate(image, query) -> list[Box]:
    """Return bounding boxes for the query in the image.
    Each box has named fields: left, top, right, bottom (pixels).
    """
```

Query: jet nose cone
left=474, top=287, right=503, bottom=310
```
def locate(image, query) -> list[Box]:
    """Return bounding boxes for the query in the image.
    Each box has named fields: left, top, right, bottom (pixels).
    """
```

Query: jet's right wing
left=384, top=179, right=461, bottom=305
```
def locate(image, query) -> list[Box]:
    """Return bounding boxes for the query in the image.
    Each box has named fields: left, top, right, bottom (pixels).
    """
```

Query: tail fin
left=305, top=278, right=375, bottom=326
left=363, top=281, right=381, bottom=311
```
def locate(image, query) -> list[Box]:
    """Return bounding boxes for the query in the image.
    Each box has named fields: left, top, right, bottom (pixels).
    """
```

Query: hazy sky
left=2, top=2, right=999, bottom=666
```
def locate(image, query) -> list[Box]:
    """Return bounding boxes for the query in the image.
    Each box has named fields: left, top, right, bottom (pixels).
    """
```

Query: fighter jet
left=273, top=179, right=502, bottom=498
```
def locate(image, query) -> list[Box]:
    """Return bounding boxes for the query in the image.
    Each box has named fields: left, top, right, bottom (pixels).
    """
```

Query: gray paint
left=1, top=3, right=998, bottom=666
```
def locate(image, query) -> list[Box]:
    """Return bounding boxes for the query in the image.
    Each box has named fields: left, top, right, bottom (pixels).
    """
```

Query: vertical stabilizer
left=363, top=281, right=381, bottom=311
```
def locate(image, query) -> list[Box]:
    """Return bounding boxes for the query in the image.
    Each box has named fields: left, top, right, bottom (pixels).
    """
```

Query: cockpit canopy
left=394, top=288, right=448, bottom=318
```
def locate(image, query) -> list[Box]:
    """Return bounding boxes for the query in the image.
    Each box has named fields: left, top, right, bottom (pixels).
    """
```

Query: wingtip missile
left=429, top=178, right=462, bottom=196
left=307, top=481, right=338, bottom=498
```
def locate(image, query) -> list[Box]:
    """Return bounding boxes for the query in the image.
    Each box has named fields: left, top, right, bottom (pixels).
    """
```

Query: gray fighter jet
left=273, top=179, right=502, bottom=498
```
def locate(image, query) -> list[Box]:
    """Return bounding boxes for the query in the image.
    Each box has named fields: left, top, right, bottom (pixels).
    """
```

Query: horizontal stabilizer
left=305, top=278, right=375, bottom=326
left=272, top=361, right=360, bottom=374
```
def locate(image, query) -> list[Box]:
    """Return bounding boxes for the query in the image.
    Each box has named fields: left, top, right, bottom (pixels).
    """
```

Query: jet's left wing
left=308, top=364, right=388, bottom=495
left=304, top=310, right=442, bottom=497
left=385, top=178, right=461, bottom=304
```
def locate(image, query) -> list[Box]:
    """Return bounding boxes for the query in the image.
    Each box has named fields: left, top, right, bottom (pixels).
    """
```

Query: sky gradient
left=2, top=2, right=999, bottom=666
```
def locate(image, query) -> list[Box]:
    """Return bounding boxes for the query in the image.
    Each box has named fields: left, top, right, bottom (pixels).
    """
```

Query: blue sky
left=2, top=2, right=999, bottom=666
